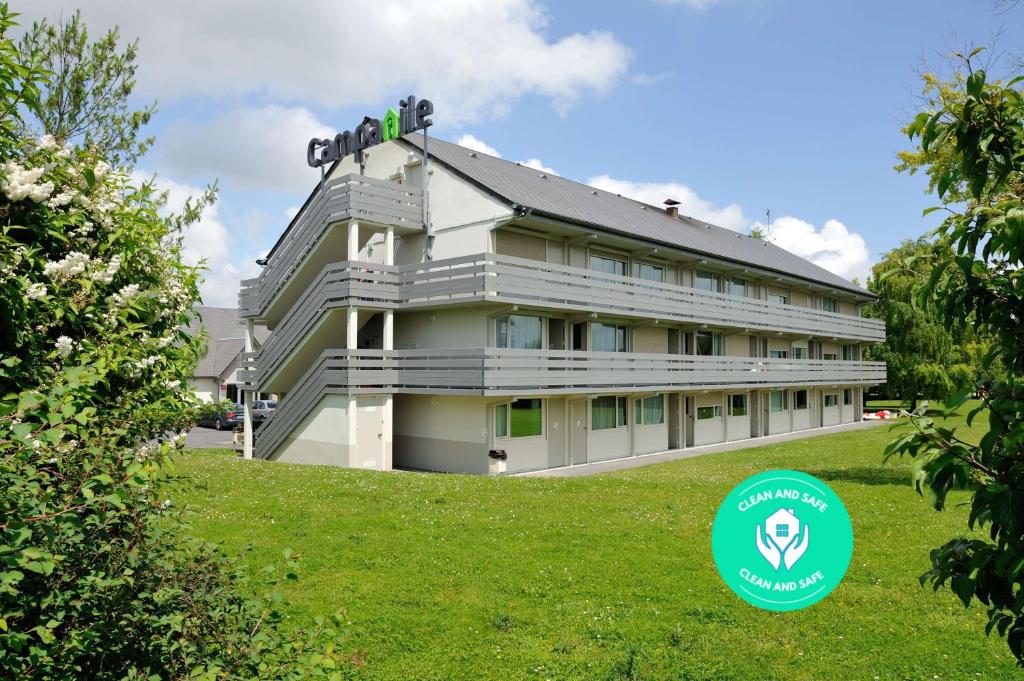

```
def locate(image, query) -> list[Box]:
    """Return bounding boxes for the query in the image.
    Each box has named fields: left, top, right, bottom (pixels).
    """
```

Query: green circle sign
left=711, top=469, right=853, bottom=611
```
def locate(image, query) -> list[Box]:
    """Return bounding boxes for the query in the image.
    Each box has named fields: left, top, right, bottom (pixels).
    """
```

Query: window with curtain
left=591, top=322, right=627, bottom=352
left=769, top=350, right=789, bottom=359
left=695, top=331, right=721, bottom=356
left=842, top=345, right=854, bottom=361
left=592, top=396, right=627, bottom=430
left=728, top=277, right=747, bottom=297
left=768, top=292, right=790, bottom=305
left=695, top=270, right=720, bottom=292
left=824, top=394, right=838, bottom=407
left=590, top=254, right=627, bottom=276
left=821, top=298, right=837, bottom=312
left=635, top=262, right=664, bottom=283
left=728, top=394, right=748, bottom=416
left=769, top=390, right=786, bottom=412
left=792, top=347, right=808, bottom=359
left=496, top=314, right=543, bottom=349
left=635, top=395, right=664, bottom=425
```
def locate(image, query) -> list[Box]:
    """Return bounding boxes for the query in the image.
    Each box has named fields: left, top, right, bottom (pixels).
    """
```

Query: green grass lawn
left=175, top=403, right=1019, bottom=680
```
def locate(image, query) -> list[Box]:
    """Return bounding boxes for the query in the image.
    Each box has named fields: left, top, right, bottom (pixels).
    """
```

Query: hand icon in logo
left=756, top=508, right=809, bottom=571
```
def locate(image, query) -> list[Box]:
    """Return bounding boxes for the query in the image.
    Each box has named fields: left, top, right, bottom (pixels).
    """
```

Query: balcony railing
left=239, top=174, right=422, bottom=318
left=250, top=348, right=885, bottom=459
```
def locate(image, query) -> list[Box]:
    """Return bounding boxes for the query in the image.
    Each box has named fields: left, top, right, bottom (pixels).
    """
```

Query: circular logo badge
left=711, top=469, right=853, bottom=611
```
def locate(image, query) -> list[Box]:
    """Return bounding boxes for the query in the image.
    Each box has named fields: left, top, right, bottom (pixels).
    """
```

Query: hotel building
left=238, top=134, right=885, bottom=474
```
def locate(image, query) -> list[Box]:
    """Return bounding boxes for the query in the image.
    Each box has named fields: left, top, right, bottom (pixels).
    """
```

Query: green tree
left=865, top=237, right=977, bottom=410
left=16, top=9, right=156, bottom=167
left=886, top=50, right=1024, bottom=665
left=0, top=5, right=346, bottom=677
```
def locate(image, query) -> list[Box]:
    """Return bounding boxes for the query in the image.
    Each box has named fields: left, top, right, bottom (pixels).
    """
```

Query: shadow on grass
left=803, top=465, right=909, bottom=487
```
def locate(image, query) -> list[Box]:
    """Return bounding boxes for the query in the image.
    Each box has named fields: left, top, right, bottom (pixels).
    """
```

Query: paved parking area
left=183, top=426, right=238, bottom=450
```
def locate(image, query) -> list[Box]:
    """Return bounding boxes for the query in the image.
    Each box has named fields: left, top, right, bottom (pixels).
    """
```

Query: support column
left=382, top=224, right=395, bottom=470
left=347, top=394, right=358, bottom=468
left=242, top=319, right=254, bottom=460
left=348, top=221, right=360, bottom=261
left=347, top=307, right=359, bottom=349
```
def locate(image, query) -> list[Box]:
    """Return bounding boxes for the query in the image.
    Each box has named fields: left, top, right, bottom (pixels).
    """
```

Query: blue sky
left=25, top=0, right=1024, bottom=305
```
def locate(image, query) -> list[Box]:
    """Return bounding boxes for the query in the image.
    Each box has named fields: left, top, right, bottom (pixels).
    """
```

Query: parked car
left=252, top=400, right=277, bottom=423
left=197, top=403, right=244, bottom=431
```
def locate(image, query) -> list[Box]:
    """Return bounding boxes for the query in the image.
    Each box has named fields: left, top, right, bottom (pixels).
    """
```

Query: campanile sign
left=306, top=95, right=434, bottom=168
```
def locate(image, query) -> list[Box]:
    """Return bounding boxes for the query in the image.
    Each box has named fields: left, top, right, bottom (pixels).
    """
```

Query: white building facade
left=238, top=135, right=886, bottom=474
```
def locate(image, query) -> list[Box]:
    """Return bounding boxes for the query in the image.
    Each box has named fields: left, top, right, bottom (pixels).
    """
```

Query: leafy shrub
left=0, top=5, right=347, bottom=678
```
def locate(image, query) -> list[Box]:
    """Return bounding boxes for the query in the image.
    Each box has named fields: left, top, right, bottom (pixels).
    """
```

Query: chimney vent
left=663, top=198, right=680, bottom=218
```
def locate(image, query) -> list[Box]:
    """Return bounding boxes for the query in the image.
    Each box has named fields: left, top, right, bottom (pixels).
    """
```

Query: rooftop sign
left=307, top=95, right=434, bottom=168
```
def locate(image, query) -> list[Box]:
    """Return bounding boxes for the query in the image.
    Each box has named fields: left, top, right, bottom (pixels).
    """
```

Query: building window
left=635, top=395, right=665, bottom=425
left=496, top=314, right=542, bottom=349
left=696, top=405, right=722, bottom=420
left=495, top=399, right=544, bottom=438
left=769, top=350, right=789, bottom=359
left=842, top=345, right=854, bottom=361
left=590, top=254, right=627, bottom=277
left=792, top=347, right=807, bottom=359
left=823, top=352, right=839, bottom=361
left=794, top=390, right=808, bottom=410
left=728, top=277, right=747, bottom=297
left=768, top=292, right=790, bottom=305
left=635, top=262, right=664, bottom=283
left=769, top=390, right=787, bottom=412
left=695, top=270, right=720, bottom=293
left=843, top=388, right=853, bottom=405
left=593, top=396, right=627, bottom=430
left=776, top=524, right=790, bottom=538
left=591, top=322, right=628, bottom=352
left=824, top=394, right=839, bottom=408
left=728, top=394, right=748, bottom=417
left=695, top=331, right=722, bottom=356
left=821, top=298, right=837, bottom=313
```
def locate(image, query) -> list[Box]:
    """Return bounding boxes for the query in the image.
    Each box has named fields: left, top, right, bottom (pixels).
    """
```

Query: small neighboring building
left=187, top=306, right=269, bottom=403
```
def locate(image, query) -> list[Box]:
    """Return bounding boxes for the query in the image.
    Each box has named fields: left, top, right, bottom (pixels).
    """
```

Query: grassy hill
left=175, top=404, right=1018, bottom=679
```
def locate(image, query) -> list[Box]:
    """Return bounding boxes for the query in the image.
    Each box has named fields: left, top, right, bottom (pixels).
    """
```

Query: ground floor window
left=593, top=396, right=627, bottom=430
left=495, top=399, right=544, bottom=438
left=793, top=390, right=809, bottom=410
left=635, top=395, right=664, bottom=425
left=843, top=388, right=853, bottom=405
left=824, top=394, right=839, bottom=407
left=696, top=405, right=722, bottom=420
left=769, top=390, right=786, bottom=412
left=728, top=393, right=748, bottom=416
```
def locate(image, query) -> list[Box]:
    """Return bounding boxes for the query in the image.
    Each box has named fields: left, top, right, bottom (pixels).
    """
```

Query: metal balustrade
left=239, top=175, right=422, bottom=318
left=251, top=348, right=885, bottom=459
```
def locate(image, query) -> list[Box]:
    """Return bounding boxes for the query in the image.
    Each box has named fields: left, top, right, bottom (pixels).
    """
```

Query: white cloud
left=159, top=105, right=333, bottom=192
left=455, top=134, right=502, bottom=158
left=135, top=171, right=260, bottom=307
left=750, top=216, right=872, bottom=284
left=586, top=174, right=748, bottom=231
left=24, top=1, right=631, bottom=125
left=520, top=158, right=557, bottom=174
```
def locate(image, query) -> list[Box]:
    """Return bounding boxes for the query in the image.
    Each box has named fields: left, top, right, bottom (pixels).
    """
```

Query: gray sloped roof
left=187, top=306, right=270, bottom=378
left=400, top=134, right=872, bottom=298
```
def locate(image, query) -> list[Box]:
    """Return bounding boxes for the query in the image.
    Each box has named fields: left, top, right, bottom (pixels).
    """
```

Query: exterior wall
left=792, top=390, right=812, bottom=430
left=822, top=394, right=841, bottom=426
left=725, top=390, right=750, bottom=441
left=724, top=334, right=749, bottom=357
left=633, top=326, right=669, bottom=353
left=495, top=230, right=546, bottom=260
left=394, top=308, right=490, bottom=349
left=191, top=377, right=218, bottom=403
left=693, top=392, right=725, bottom=446
left=588, top=422, right=630, bottom=462
left=634, top=420, right=669, bottom=455
left=393, top=394, right=489, bottom=474
left=272, top=394, right=351, bottom=465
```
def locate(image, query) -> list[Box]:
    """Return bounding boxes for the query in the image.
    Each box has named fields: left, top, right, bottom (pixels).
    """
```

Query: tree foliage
left=865, top=237, right=995, bottom=409
left=16, top=9, right=156, bottom=168
left=886, top=50, right=1024, bottom=665
left=0, top=4, right=347, bottom=677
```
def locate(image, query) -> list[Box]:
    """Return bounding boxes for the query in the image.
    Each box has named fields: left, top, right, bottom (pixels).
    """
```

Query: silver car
left=251, top=399, right=277, bottom=423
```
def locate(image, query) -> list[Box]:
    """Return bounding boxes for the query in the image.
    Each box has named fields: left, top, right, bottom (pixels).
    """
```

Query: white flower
left=111, top=283, right=140, bottom=307
left=90, top=254, right=121, bottom=284
left=94, top=160, right=111, bottom=180
left=37, top=134, right=58, bottom=151
left=32, top=439, right=42, bottom=450
left=55, top=336, right=73, bottom=357
left=43, top=251, right=91, bottom=281
left=46, top=191, right=74, bottom=209
left=26, top=282, right=47, bottom=300
left=165, top=379, right=181, bottom=390
left=1, top=161, right=53, bottom=202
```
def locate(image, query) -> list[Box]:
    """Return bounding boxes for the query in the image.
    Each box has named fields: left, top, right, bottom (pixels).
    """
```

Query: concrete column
left=347, top=394, right=358, bottom=467
left=383, top=394, right=393, bottom=470
left=347, top=307, right=359, bottom=349
left=348, top=221, right=360, bottom=261
left=242, top=319, right=254, bottom=460
left=384, top=225, right=394, bottom=266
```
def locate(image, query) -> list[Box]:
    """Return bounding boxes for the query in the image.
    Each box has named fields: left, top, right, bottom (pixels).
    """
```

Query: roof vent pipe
left=663, top=198, right=680, bottom=218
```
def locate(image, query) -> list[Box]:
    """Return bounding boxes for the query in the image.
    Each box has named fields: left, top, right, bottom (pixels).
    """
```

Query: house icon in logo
left=757, top=507, right=809, bottom=571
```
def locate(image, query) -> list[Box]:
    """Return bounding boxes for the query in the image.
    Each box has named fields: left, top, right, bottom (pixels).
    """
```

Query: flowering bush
left=0, top=5, right=346, bottom=678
